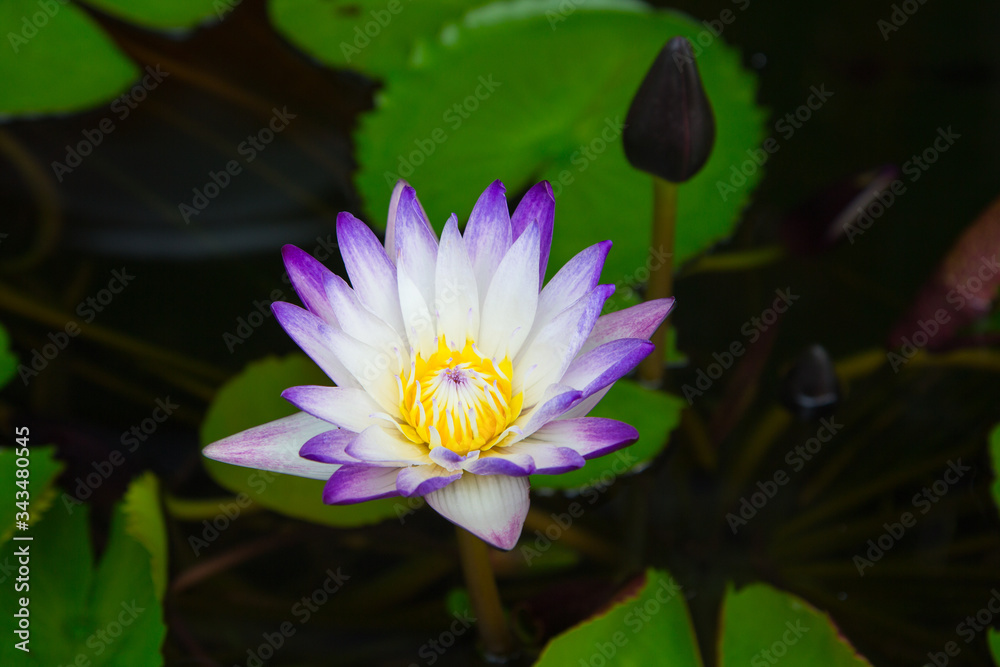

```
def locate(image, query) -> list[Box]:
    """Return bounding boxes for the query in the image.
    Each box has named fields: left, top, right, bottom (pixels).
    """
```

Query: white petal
left=281, top=385, right=385, bottom=432
left=477, top=222, right=540, bottom=360
left=435, top=214, right=480, bottom=347
left=346, top=425, right=430, bottom=466
left=326, top=327, right=403, bottom=413
left=397, top=261, right=437, bottom=357
left=325, top=272, right=408, bottom=368
left=202, top=412, right=338, bottom=480
left=425, top=473, right=529, bottom=550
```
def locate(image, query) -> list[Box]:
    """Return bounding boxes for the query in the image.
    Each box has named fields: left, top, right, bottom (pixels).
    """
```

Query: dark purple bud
left=623, top=37, right=716, bottom=183
left=780, top=345, right=840, bottom=421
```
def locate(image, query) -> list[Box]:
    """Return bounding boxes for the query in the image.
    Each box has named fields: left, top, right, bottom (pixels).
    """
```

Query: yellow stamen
left=397, top=336, right=523, bottom=455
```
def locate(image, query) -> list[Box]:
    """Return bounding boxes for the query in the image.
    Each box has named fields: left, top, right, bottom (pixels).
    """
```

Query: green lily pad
left=536, top=568, right=701, bottom=667
left=532, top=379, right=683, bottom=490
left=121, top=473, right=167, bottom=600
left=268, top=0, right=472, bottom=76
left=0, top=474, right=166, bottom=666
left=537, top=573, right=873, bottom=666
left=0, top=0, right=138, bottom=115
left=989, top=628, right=1000, bottom=666
left=355, top=0, right=766, bottom=288
left=0, top=444, right=63, bottom=544
left=719, top=583, right=872, bottom=667
left=84, top=0, right=224, bottom=29
left=200, top=354, right=402, bottom=527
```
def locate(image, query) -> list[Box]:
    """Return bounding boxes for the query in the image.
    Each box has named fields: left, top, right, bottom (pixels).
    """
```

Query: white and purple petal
left=384, top=179, right=432, bottom=263
left=396, top=465, right=462, bottom=497
left=516, top=383, right=585, bottom=437
left=430, top=446, right=479, bottom=471
left=556, top=384, right=611, bottom=421
left=300, top=429, right=359, bottom=465
left=323, top=465, right=401, bottom=504
left=510, top=181, right=555, bottom=284
left=483, top=441, right=586, bottom=475
left=515, top=284, right=615, bottom=407
left=395, top=186, right=439, bottom=307
left=425, top=473, right=529, bottom=550
left=464, top=180, right=512, bottom=299
left=532, top=241, right=612, bottom=336
left=281, top=245, right=341, bottom=327
left=561, top=338, right=653, bottom=397
left=580, top=298, right=675, bottom=356
left=323, top=271, right=408, bottom=364
left=528, top=417, right=639, bottom=460
left=464, top=451, right=536, bottom=476
left=271, top=302, right=360, bottom=389
left=337, top=212, right=404, bottom=333
left=203, top=412, right=338, bottom=480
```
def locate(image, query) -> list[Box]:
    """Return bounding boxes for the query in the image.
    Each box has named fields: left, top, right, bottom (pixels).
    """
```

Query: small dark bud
left=780, top=345, right=840, bottom=420
left=623, top=37, right=716, bottom=183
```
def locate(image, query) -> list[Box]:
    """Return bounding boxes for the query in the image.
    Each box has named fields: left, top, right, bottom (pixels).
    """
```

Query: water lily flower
left=204, top=180, right=674, bottom=550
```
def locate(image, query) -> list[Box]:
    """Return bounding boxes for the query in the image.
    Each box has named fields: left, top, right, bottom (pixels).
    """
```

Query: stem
left=638, top=177, right=678, bottom=385
left=682, top=245, right=785, bottom=276
left=455, top=527, right=516, bottom=659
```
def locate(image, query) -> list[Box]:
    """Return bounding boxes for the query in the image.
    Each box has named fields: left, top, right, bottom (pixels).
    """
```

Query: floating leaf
left=121, top=473, right=167, bottom=600
left=0, top=475, right=166, bottom=666
left=989, top=628, right=1000, bottom=666
left=536, top=569, right=701, bottom=667
left=0, top=0, right=138, bottom=115
left=537, top=574, right=873, bottom=666
left=355, top=0, right=766, bottom=287
left=718, top=583, right=872, bottom=667
left=0, top=444, right=63, bottom=544
left=200, top=354, right=401, bottom=527
left=84, top=0, right=223, bottom=30
left=268, top=0, right=471, bottom=76
left=532, top=380, right=683, bottom=490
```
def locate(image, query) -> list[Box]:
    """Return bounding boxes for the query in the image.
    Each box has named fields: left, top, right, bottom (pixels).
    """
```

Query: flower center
left=396, top=336, right=523, bottom=456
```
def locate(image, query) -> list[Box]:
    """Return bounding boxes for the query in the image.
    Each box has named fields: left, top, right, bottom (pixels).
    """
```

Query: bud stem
left=456, top=527, right=516, bottom=659
left=638, top=176, right=678, bottom=384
